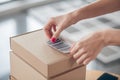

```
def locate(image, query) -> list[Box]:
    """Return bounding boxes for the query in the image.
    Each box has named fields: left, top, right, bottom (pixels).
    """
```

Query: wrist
left=100, top=28, right=115, bottom=46
left=103, top=28, right=120, bottom=46
left=67, top=9, right=84, bottom=25
left=93, top=29, right=112, bottom=47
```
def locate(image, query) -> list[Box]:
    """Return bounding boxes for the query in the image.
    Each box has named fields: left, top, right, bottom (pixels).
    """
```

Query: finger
left=70, top=45, right=79, bottom=55
left=50, top=29, right=62, bottom=43
left=44, top=28, right=52, bottom=39
left=70, top=43, right=82, bottom=55
left=76, top=53, right=88, bottom=65
left=83, top=57, right=92, bottom=65
left=70, top=43, right=76, bottom=51
left=52, top=24, right=56, bottom=32
left=73, top=48, right=86, bottom=59
left=52, top=26, right=63, bottom=39
left=51, top=25, right=63, bottom=43
left=44, top=20, right=54, bottom=39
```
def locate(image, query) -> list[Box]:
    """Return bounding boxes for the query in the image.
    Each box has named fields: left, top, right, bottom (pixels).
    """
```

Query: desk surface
left=86, top=70, right=120, bottom=80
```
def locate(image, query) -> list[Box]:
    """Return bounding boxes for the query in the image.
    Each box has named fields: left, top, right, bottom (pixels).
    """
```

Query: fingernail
left=51, top=37, right=56, bottom=43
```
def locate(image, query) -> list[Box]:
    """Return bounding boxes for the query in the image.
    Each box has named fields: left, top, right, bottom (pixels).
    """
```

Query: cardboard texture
left=10, top=52, right=86, bottom=80
left=10, top=29, right=85, bottom=78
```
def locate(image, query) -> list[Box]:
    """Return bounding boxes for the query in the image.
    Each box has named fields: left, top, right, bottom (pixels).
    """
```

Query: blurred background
left=0, top=0, right=120, bottom=80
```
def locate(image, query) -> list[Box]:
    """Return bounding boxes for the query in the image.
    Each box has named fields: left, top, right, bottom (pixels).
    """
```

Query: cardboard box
left=10, top=29, right=86, bottom=78
left=10, top=52, right=86, bottom=80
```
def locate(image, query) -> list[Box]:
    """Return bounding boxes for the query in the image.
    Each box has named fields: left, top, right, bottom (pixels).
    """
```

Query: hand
left=44, top=13, right=75, bottom=42
left=70, top=31, right=107, bottom=65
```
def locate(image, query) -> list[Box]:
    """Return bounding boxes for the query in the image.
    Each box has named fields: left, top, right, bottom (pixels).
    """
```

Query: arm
left=71, top=0, right=120, bottom=24
left=44, top=0, right=120, bottom=41
left=70, top=28, right=120, bottom=65
left=69, top=0, right=120, bottom=65
left=44, top=0, right=120, bottom=64
left=104, top=29, right=120, bottom=46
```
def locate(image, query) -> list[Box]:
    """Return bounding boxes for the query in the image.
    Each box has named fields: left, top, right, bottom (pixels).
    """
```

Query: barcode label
left=47, top=39, right=71, bottom=53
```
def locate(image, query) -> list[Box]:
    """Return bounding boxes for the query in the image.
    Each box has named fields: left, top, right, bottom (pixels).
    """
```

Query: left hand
left=70, top=30, right=107, bottom=65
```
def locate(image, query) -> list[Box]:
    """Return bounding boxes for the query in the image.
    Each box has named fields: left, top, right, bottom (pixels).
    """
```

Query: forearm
left=70, top=0, right=120, bottom=24
left=103, top=29, right=120, bottom=46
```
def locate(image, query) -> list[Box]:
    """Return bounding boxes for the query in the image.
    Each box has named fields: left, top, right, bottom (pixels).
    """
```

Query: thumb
left=51, top=27, right=63, bottom=42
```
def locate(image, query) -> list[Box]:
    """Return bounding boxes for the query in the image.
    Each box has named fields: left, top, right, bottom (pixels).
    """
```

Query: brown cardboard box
left=10, top=52, right=86, bottom=80
left=10, top=29, right=86, bottom=78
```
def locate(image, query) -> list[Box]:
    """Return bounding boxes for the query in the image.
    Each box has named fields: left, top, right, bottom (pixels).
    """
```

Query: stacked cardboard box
left=10, top=29, right=86, bottom=80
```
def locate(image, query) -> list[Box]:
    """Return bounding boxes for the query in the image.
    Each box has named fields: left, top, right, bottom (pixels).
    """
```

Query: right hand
left=44, top=13, right=74, bottom=42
